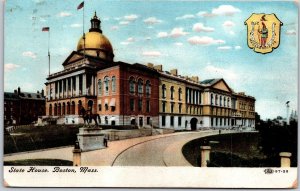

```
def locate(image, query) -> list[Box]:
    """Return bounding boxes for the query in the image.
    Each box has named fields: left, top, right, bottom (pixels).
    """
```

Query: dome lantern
left=89, top=11, right=102, bottom=33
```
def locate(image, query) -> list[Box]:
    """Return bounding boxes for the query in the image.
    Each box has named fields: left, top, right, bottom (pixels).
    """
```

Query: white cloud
left=142, top=51, right=162, bottom=57
left=170, top=27, right=189, bottom=38
left=103, top=17, right=110, bottom=21
left=144, top=17, right=162, bottom=24
left=157, top=32, right=168, bottom=38
left=174, top=42, right=183, bottom=46
left=235, top=46, right=241, bottom=50
left=197, top=11, right=216, bottom=17
left=119, top=21, right=130, bottom=25
left=286, top=29, right=296, bottom=35
left=223, top=20, right=235, bottom=27
left=114, top=17, right=121, bottom=21
left=193, top=23, right=214, bottom=32
left=212, top=5, right=241, bottom=16
left=176, top=14, right=195, bottom=20
left=22, top=51, right=37, bottom=58
left=120, top=37, right=135, bottom=45
left=111, top=26, right=119, bottom=30
left=187, top=36, right=225, bottom=45
left=217, top=46, right=232, bottom=50
left=198, top=5, right=241, bottom=17
left=70, top=23, right=81, bottom=28
left=124, top=14, right=138, bottom=21
left=5, top=63, right=20, bottom=72
left=58, top=11, right=72, bottom=17
left=228, top=31, right=235, bottom=35
left=204, top=65, right=238, bottom=81
left=145, top=37, right=151, bottom=40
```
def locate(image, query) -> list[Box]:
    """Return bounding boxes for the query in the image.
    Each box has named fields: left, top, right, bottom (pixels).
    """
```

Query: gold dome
left=77, top=32, right=113, bottom=54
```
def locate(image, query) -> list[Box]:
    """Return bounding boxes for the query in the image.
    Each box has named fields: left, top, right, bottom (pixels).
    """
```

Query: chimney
left=37, top=90, right=40, bottom=94
left=170, top=69, right=178, bottom=76
left=14, top=90, right=17, bottom=94
left=154, top=65, right=162, bottom=71
left=147, top=63, right=154, bottom=68
left=191, top=76, right=199, bottom=83
left=41, top=89, right=45, bottom=97
left=17, top=87, right=21, bottom=95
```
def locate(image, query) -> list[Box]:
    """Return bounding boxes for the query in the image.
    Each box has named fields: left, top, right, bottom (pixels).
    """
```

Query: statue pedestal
left=77, top=127, right=105, bottom=152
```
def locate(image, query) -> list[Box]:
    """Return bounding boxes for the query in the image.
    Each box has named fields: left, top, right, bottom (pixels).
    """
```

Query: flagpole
left=83, top=1, right=86, bottom=61
left=48, top=29, right=50, bottom=76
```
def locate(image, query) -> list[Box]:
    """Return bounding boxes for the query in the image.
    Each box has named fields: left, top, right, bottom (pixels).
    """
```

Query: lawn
left=4, top=125, right=79, bottom=154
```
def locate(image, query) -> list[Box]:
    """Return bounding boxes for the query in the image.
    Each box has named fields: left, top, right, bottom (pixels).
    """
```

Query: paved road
left=112, top=131, right=223, bottom=166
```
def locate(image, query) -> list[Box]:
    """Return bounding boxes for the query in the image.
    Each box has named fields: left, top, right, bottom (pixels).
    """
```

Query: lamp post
left=286, top=101, right=290, bottom=125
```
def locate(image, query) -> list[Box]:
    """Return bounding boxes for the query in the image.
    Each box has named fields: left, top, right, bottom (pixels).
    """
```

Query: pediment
left=212, top=79, right=232, bottom=92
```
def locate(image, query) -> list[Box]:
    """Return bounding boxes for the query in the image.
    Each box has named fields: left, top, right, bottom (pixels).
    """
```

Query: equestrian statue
left=80, top=107, right=101, bottom=127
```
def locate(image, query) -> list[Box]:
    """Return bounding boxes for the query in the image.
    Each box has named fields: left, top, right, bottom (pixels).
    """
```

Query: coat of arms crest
left=245, top=13, right=283, bottom=54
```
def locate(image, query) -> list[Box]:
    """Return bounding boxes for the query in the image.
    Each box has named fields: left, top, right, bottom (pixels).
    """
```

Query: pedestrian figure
left=103, top=134, right=108, bottom=147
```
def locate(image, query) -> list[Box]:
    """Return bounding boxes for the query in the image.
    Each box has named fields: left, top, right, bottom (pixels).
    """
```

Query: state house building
left=44, top=12, right=255, bottom=130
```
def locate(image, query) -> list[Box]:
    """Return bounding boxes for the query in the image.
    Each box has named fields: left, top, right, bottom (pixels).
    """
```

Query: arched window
left=178, top=88, right=182, bottom=101
left=170, top=86, right=175, bottom=100
left=146, top=80, right=151, bottom=95
left=111, top=76, right=116, bottom=93
left=224, top=97, right=226, bottom=107
left=215, top=95, right=218, bottom=105
left=162, top=84, right=166, bottom=98
left=49, top=104, right=52, bottom=116
left=104, top=76, right=109, bottom=94
left=129, top=77, right=135, bottom=93
left=54, top=103, right=57, bottom=116
left=220, top=96, right=222, bottom=106
left=98, top=80, right=102, bottom=95
left=138, top=79, right=143, bottom=94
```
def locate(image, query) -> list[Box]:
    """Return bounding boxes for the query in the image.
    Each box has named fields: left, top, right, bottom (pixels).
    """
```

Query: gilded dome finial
left=93, top=11, right=98, bottom=19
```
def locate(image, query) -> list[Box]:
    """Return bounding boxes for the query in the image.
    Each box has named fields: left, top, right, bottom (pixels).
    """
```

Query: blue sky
left=4, top=0, right=298, bottom=119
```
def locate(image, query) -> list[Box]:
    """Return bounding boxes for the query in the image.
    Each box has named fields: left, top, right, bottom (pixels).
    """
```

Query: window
left=105, top=104, right=108, bottom=111
left=111, top=76, right=116, bottom=93
left=224, top=97, right=226, bottom=107
left=211, top=118, right=214, bottom=126
left=215, top=95, right=218, bottom=105
left=138, top=99, right=142, bottom=111
left=170, top=116, right=174, bottom=126
left=170, top=86, right=174, bottom=100
left=179, top=103, right=182, bottom=113
left=105, top=116, right=108, bottom=125
left=171, top=103, right=174, bottom=113
left=98, top=104, right=101, bottom=111
left=147, top=117, right=150, bottom=125
left=146, top=80, right=151, bottom=96
left=104, top=76, right=109, bottom=94
left=98, top=80, right=102, bottom=95
left=178, top=117, right=182, bottom=126
left=178, top=88, right=182, bottom=101
left=130, top=99, right=134, bottom=111
left=129, top=77, right=135, bottom=93
left=211, top=94, right=214, bottom=105
left=162, top=102, right=166, bottom=113
left=162, top=116, right=166, bottom=126
left=220, top=96, right=222, bottom=106
left=162, top=84, right=166, bottom=98
left=146, top=100, right=150, bottom=112
left=138, top=79, right=143, bottom=94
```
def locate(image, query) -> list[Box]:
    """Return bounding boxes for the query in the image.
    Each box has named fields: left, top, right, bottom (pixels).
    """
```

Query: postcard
left=3, top=0, right=298, bottom=188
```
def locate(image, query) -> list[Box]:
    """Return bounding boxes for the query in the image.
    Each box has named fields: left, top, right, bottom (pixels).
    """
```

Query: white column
left=82, top=74, right=86, bottom=95
left=66, top=78, right=69, bottom=97
left=76, top=75, right=79, bottom=96
left=58, top=81, right=61, bottom=98
left=70, top=77, right=73, bottom=97
left=91, top=75, right=95, bottom=96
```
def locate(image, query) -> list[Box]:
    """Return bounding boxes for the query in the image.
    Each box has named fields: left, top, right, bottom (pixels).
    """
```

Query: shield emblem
left=244, top=13, right=283, bottom=54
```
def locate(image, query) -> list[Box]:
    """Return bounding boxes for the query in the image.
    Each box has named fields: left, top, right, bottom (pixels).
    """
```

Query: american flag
left=77, top=1, right=84, bottom=10
left=42, top=27, right=49, bottom=32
